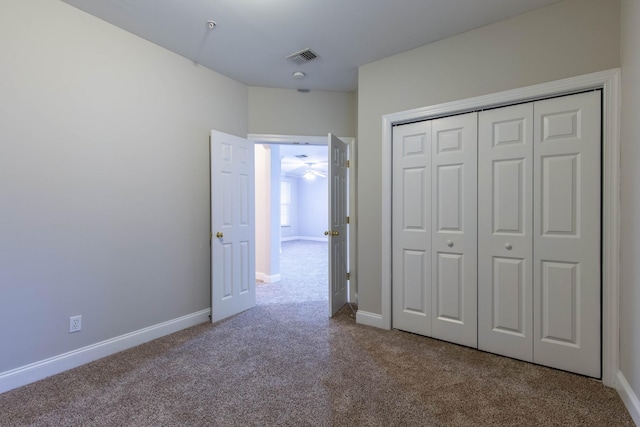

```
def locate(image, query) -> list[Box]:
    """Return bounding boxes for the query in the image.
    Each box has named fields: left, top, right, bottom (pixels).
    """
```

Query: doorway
left=256, top=142, right=330, bottom=306
left=249, top=133, right=355, bottom=315
left=210, top=132, right=353, bottom=321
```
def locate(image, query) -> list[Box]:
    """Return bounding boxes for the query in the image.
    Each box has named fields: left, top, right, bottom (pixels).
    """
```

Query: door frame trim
left=380, top=69, right=621, bottom=387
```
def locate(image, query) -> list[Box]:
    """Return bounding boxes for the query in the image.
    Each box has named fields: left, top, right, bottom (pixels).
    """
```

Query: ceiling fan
left=280, top=154, right=328, bottom=178
left=302, top=162, right=327, bottom=180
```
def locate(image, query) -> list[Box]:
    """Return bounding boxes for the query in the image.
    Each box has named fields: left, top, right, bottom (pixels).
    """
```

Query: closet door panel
left=478, top=104, right=534, bottom=362
left=533, top=91, right=601, bottom=378
left=491, top=257, right=526, bottom=331
left=431, top=112, right=477, bottom=348
left=436, top=252, right=463, bottom=321
left=392, top=121, right=432, bottom=336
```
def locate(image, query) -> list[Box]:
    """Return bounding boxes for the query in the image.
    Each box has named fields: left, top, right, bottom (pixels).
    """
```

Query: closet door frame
left=377, top=68, right=621, bottom=387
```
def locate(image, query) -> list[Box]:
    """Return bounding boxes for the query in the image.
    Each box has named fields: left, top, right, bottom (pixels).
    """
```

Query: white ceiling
left=60, top=0, right=561, bottom=92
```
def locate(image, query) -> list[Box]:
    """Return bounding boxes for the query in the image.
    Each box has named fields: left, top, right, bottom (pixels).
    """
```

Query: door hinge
left=346, top=272, right=351, bottom=280
left=346, top=216, right=350, bottom=224
left=346, top=160, right=350, bottom=168
left=209, top=232, right=212, bottom=240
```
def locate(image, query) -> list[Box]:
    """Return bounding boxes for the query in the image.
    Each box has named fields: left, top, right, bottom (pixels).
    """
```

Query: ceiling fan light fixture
left=303, top=170, right=316, bottom=180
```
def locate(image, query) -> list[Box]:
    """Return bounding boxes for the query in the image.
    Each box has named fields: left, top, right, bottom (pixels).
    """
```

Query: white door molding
left=380, top=69, right=621, bottom=387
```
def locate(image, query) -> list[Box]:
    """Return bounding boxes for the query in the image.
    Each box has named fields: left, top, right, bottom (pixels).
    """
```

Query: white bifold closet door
left=392, top=121, right=432, bottom=336
left=431, top=114, right=477, bottom=347
left=532, top=92, right=601, bottom=378
left=478, top=91, right=601, bottom=377
left=478, top=103, right=534, bottom=362
left=392, top=91, right=600, bottom=377
left=392, top=112, right=478, bottom=348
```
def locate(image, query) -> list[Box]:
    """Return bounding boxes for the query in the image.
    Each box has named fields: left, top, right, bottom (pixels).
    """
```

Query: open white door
left=327, top=134, right=349, bottom=316
left=211, top=130, right=255, bottom=322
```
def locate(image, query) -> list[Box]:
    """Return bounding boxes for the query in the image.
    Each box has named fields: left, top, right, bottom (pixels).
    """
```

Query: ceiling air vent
left=286, top=48, right=318, bottom=65
left=295, top=154, right=309, bottom=159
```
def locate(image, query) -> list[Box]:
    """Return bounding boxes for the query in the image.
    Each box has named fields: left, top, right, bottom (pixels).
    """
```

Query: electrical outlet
left=69, top=315, right=82, bottom=333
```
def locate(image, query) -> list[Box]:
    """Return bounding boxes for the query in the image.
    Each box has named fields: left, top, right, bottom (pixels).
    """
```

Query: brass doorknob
left=332, top=231, right=339, bottom=236
left=216, top=232, right=224, bottom=238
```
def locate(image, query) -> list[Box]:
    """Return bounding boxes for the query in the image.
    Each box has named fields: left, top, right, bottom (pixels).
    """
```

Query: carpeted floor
left=257, top=240, right=328, bottom=305
left=0, top=241, right=634, bottom=426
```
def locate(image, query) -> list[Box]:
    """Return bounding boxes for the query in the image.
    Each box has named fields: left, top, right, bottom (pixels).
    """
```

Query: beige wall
left=356, top=0, right=620, bottom=313
left=249, top=87, right=356, bottom=137
left=254, top=145, right=282, bottom=283
left=0, top=0, right=247, bottom=372
left=255, top=145, right=272, bottom=281
left=620, top=0, right=640, bottom=415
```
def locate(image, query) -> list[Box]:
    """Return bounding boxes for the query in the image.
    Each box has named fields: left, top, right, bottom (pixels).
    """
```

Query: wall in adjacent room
left=255, top=145, right=274, bottom=280
left=298, top=176, right=329, bottom=239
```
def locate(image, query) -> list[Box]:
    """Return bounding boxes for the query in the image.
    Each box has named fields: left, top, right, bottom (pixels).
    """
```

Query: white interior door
left=478, top=103, right=534, bottom=362
left=532, top=92, right=601, bottom=377
left=328, top=134, right=349, bottom=316
left=392, top=121, right=432, bottom=336
left=211, top=130, right=256, bottom=322
left=430, top=112, right=478, bottom=348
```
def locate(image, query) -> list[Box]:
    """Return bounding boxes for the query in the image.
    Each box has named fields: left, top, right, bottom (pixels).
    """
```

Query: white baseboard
left=281, top=236, right=329, bottom=243
left=256, top=272, right=282, bottom=283
left=356, top=310, right=386, bottom=329
left=617, top=371, right=640, bottom=425
left=0, top=309, right=211, bottom=395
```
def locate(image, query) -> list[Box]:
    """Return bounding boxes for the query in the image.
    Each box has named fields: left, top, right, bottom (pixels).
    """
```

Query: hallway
left=256, top=240, right=328, bottom=305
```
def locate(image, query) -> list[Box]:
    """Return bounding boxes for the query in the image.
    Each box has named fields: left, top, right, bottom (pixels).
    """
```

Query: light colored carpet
left=257, top=240, right=328, bottom=305
left=0, top=241, right=634, bottom=426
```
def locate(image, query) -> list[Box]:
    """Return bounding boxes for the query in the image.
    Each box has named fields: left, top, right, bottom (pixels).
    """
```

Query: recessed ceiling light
left=292, top=71, right=305, bottom=79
